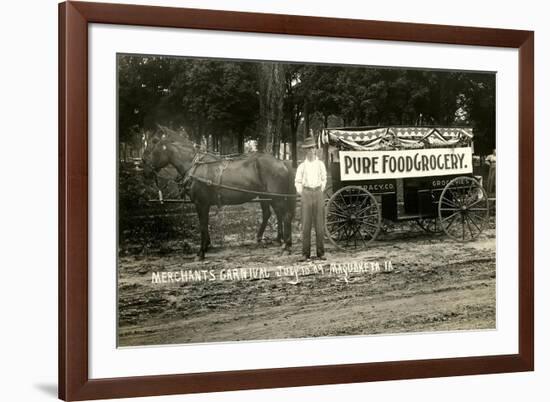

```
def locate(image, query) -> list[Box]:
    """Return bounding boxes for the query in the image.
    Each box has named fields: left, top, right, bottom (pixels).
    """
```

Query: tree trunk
left=289, top=107, right=300, bottom=167
left=291, top=120, right=298, bottom=167
left=258, top=63, right=285, bottom=156
left=322, top=114, right=329, bottom=166
left=238, top=132, right=244, bottom=154
left=303, top=99, right=310, bottom=140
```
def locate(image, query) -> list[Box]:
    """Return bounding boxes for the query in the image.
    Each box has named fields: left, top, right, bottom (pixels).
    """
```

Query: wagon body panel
left=322, top=126, right=489, bottom=249
left=330, top=160, right=474, bottom=221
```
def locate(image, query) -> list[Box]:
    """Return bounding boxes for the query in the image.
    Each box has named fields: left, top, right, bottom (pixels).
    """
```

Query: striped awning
left=321, top=126, right=473, bottom=151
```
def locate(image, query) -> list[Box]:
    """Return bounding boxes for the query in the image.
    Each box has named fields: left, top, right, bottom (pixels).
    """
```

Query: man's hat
left=302, top=136, right=316, bottom=149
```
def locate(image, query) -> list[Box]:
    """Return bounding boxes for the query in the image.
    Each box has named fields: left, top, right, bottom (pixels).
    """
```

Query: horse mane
left=154, top=125, right=264, bottom=164
left=166, top=139, right=196, bottom=155
left=155, top=124, right=194, bottom=145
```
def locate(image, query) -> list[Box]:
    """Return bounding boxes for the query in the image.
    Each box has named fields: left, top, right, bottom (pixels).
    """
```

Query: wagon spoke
left=352, top=225, right=364, bottom=240
left=349, top=190, right=366, bottom=207
left=363, top=221, right=377, bottom=237
left=363, top=222, right=380, bottom=233
left=328, top=210, right=349, bottom=219
left=331, top=201, right=349, bottom=214
left=445, top=214, right=458, bottom=232
left=358, top=232, right=369, bottom=247
left=465, top=215, right=474, bottom=239
left=356, top=203, right=375, bottom=216
left=328, top=221, right=348, bottom=237
left=440, top=196, right=459, bottom=208
left=357, top=210, right=378, bottom=220
left=441, top=210, right=461, bottom=222
left=468, top=209, right=486, bottom=220
left=361, top=223, right=377, bottom=237
left=335, top=225, right=347, bottom=241
left=345, top=227, right=352, bottom=246
left=338, top=192, right=349, bottom=208
left=337, top=224, right=348, bottom=242
left=363, top=222, right=380, bottom=229
left=327, top=218, right=348, bottom=225
left=329, top=221, right=348, bottom=233
left=359, top=208, right=379, bottom=217
left=465, top=198, right=486, bottom=209
left=449, top=188, right=463, bottom=206
left=466, top=213, right=482, bottom=233
left=346, top=221, right=357, bottom=248
left=468, top=212, right=486, bottom=227
left=328, top=208, right=348, bottom=217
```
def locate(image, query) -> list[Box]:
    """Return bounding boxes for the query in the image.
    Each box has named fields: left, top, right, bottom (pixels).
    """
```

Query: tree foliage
left=118, top=55, right=496, bottom=157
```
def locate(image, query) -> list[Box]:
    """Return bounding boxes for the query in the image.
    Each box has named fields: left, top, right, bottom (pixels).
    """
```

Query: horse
left=144, top=127, right=292, bottom=246
left=143, top=135, right=296, bottom=260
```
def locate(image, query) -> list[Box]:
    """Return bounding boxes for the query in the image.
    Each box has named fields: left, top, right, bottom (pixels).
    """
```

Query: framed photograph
left=59, top=1, right=534, bottom=400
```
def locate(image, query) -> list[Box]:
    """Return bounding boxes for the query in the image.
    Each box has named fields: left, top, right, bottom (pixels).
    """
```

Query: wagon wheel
left=325, top=186, right=381, bottom=250
left=415, top=218, right=443, bottom=234
left=438, top=176, right=489, bottom=241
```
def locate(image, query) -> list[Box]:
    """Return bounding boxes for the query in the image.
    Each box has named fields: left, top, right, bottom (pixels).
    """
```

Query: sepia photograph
left=117, top=54, right=496, bottom=347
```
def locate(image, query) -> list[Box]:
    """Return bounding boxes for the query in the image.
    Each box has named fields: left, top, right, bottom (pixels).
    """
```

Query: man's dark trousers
left=301, top=187, right=325, bottom=258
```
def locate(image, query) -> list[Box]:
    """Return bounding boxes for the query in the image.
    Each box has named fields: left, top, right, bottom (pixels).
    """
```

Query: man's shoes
left=317, top=255, right=327, bottom=261
left=298, top=255, right=311, bottom=262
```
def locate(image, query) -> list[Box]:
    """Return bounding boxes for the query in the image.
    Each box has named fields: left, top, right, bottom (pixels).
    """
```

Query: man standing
left=295, top=137, right=327, bottom=261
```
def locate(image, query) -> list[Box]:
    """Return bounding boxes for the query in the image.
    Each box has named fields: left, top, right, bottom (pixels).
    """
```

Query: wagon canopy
left=320, top=126, right=473, bottom=151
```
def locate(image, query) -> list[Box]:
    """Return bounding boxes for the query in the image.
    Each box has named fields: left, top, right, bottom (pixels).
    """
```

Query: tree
left=258, top=63, right=286, bottom=155
left=118, top=54, right=495, bottom=159
left=457, top=73, right=496, bottom=155
left=151, top=59, right=259, bottom=153
left=283, top=65, right=307, bottom=166
left=118, top=55, right=177, bottom=146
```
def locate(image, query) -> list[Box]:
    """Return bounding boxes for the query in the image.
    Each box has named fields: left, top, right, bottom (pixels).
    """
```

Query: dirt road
left=118, top=220, right=496, bottom=347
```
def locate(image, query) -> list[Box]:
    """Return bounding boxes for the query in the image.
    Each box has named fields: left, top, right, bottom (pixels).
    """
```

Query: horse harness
left=179, top=151, right=232, bottom=207
left=176, top=149, right=297, bottom=201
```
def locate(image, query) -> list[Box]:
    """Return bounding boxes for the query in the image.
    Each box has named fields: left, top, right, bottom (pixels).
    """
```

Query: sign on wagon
left=339, top=147, right=473, bottom=180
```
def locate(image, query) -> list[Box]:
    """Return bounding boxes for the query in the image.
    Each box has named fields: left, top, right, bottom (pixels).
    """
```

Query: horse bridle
left=151, top=142, right=225, bottom=202
left=144, top=142, right=199, bottom=202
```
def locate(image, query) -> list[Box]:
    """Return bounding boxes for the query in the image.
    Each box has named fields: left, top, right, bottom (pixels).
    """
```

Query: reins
left=186, top=172, right=297, bottom=198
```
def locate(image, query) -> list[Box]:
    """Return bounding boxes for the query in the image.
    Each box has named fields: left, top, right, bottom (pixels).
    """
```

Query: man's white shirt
left=295, top=157, right=327, bottom=194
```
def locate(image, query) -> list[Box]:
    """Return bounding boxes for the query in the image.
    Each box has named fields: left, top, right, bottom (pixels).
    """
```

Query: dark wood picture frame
left=59, top=1, right=534, bottom=400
